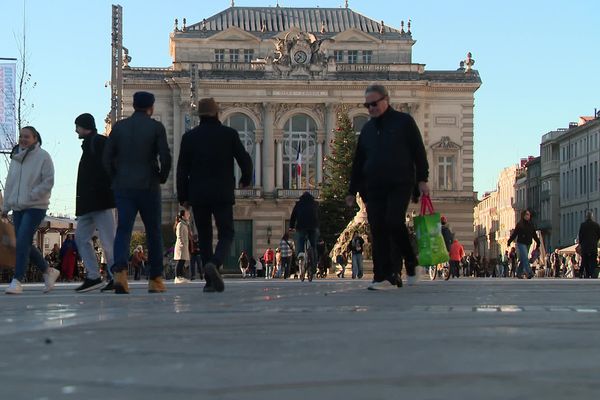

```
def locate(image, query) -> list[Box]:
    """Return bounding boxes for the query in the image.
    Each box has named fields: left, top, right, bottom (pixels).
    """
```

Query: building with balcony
left=539, top=129, right=563, bottom=250
left=112, top=4, right=481, bottom=268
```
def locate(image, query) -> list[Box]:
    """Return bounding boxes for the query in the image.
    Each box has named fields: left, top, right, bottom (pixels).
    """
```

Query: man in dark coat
left=103, top=91, right=172, bottom=294
left=347, top=84, right=429, bottom=290
left=176, top=97, right=252, bottom=293
left=73, top=113, right=116, bottom=293
left=578, top=211, right=600, bottom=278
left=289, top=191, right=320, bottom=279
left=507, top=209, right=540, bottom=279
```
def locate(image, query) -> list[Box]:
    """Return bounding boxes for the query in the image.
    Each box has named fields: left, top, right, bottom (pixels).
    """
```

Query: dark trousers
left=281, top=256, right=291, bottom=278
left=450, top=260, right=460, bottom=278
left=113, top=189, right=163, bottom=279
left=366, top=185, right=416, bottom=282
left=190, top=254, right=202, bottom=279
left=176, top=259, right=186, bottom=277
left=192, top=204, right=234, bottom=269
left=580, top=252, right=598, bottom=279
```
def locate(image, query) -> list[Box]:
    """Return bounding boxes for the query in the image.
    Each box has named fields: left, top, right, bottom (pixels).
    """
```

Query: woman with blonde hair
left=173, top=209, right=191, bottom=283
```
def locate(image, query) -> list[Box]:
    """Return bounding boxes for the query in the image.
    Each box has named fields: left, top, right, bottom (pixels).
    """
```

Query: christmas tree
left=319, top=109, right=359, bottom=248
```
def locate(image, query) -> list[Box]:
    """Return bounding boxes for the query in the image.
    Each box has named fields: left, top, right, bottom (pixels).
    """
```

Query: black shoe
left=203, top=285, right=216, bottom=293
left=357, top=273, right=363, bottom=279
left=75, top=278, right=104, bottom=293
left=101, top=279, right=115, bottom=292
left=204, top=262, right=224, bottom=292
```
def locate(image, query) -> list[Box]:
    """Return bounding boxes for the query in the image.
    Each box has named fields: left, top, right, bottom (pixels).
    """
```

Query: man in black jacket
left=73, top=113, right=116, bottom=293
left=346, top=84, right=430, bottom=290
left=103, top=91, right=172, bottom=294
left=289, top=191, right=320, bottom=279
left=578, top=211, right=600, bottom=278
left=176, top=98, right=252, bottom=293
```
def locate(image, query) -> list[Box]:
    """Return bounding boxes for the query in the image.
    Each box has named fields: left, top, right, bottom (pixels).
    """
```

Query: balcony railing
left=276, top=189, right=320, bottom=199
left=234, top=188, right=262, bottom=198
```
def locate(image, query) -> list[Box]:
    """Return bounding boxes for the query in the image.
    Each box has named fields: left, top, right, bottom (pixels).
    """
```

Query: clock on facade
left=293, top=50, right=308, bottom=64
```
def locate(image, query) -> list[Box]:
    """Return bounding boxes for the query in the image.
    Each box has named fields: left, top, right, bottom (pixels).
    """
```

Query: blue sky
left=1, top=0, right=599, bottom=215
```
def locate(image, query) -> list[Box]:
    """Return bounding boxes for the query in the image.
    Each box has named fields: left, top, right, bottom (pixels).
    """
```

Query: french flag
left=295, top=145, right=302, bottom=177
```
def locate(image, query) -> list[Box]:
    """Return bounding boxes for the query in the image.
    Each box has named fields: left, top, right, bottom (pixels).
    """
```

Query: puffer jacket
left=3, top=144, right=54, bottom=212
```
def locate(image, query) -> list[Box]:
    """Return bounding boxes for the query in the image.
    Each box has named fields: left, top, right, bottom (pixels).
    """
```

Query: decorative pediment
left=209, top=26, right=260, bottom=43
left=430, top=136, right=461, bottom=150
left=331, top=28, right=380, bottom=44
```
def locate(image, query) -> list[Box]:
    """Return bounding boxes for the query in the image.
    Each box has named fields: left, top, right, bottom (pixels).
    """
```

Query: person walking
left=449, top=239, right=465, bottom=278
left=238, top=250, right=249, bottom=278
left=263, top=247, right=275, bottom=279
left=59, top=234, right=79, bottom=282
left=289, top=192, right=320, bottom=280
left=2, top=126, right=60, bottom=294
left=103, top=91, right=172, bottom=294
left=349, top=231, right=365, bottom=279
left=507, top=209, right=540, bottom=279
left=190, top=234, right=202, bottom=280
left=279, top=233, right=293, bottom=279
left=130, top=245, right=146, bottom=281
left=346, top=84, right=429, bottom=290
left=173, top=209, right=192, bottom=284
left=577, top=211, right=600, bottom=279
left=72, top=113, right=117, bottom=292
left=176, top=97, right=252, bottom=293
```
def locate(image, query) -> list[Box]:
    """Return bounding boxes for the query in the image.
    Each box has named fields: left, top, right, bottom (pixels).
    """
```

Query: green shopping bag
left=414, top=195, right=449, bottom=266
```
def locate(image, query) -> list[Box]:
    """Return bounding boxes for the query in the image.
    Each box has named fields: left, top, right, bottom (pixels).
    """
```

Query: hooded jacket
left=289, top=192, right=319, bottom=231
left=3, top=143, right=54, bottom=212
left=76, top=132, right=115, bottom=216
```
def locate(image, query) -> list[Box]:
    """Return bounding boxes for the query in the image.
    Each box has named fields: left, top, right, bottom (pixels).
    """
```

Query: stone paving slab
left=1, top=278, right=600, bottom=399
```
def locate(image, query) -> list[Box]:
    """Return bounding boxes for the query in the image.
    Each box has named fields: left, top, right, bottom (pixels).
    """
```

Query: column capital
left=273, top=129, right=284, bottom=143
left=254, top=128, right=264, bottom=143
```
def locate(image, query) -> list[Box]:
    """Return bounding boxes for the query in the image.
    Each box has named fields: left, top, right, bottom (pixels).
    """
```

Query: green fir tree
left=319, top=109, right=359, bottom=248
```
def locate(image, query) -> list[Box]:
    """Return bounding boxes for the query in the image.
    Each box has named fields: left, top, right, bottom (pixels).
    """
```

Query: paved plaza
left=1, top=277, right=600, bottom=399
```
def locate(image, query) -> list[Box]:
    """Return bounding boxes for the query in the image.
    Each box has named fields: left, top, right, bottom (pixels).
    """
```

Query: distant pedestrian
left=238, top=250, right=249, bottom=278
left=289, top=192, right=320, bottom=280
left=103, top=91, right=172, bottom=294
left=279, top=233, right=293, bottom=279
left=507, top=209, right=540, bottom=279
left=176, top=97, right=252, bottom=293
left=440, top=215, right=453, bottom=253
left=60, top=234, right=79, bottom=282
left=173, top=209, right=192, bottom=284
left=577, top=211, right=600, bottom=279
left=131, top=246, right=146, bottom=281
left=263, top=247, right=275, bottom=279
left=449, top=239, right=465, bottom=278
left=2, top=126, right=60, bottom=294
left=72, top=113, right=117, bottom=293
left=336, top=252, right=347, bottom=278
left=190, top=235, right=202, bottom=280
left=349, top=231, right=365, bottom=279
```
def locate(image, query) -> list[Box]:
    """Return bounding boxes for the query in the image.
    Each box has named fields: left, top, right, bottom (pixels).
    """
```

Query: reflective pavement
left=1, top=278, right=600, bottom=399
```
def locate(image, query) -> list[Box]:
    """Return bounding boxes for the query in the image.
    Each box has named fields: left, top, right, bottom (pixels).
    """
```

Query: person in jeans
left=72, top=113, right=116, bottom=293
left=507, top=209, right=540, bottom=279
left=349, top=231, right=365, bottom=279
left=2, top=126, right=60, bottom=294
left=103, top=91, right=172, bottom=294
left=577, top=211, right=600, bottom=279
left=289, top=192, right=320, bottom=279
left=279, top=233, right=293, bottom=279
left=190, top=234, right=202, bottom=280
left=173, top=209, right=191, bottom=284
left=263, top=247, right=275, bottom=279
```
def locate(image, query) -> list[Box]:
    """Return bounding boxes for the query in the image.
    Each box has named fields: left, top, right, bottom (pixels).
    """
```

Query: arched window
left=225, top=113, right=255, bottom=187
left=283, top=114, right=317, bottom=189
left=352, top=115, right=369, bottom=135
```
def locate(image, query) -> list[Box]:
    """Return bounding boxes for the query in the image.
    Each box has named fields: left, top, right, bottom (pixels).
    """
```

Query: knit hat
left=197, top=98, right=219, bottom=117
left=133, top=91, right=155, bottom=109
left=74, top=113, right=96, bottom=131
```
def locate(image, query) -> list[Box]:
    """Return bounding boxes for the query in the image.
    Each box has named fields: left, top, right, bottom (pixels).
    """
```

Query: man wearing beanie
left=103, top=91, right=172, bottom=294
left=74, top=113, right=117, bottom=292
left=177, top=97, right=252, bottom=292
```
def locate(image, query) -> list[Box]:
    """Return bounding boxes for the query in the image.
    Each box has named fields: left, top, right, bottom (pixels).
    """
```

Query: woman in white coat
left=2, top=126, right=60, bottom=294
left=173, top=209, right=191, bottom=283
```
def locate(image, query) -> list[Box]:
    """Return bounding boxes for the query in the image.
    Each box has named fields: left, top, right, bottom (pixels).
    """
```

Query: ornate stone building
left=112, top=5, right=481, bottom=269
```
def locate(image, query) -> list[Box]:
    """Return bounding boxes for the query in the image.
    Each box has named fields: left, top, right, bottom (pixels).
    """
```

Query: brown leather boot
left=148, top=276, right=167, bottom=293
left=113, top=270, right=129, bottom=294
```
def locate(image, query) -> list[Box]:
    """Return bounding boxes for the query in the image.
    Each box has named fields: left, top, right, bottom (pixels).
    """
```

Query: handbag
left=0, top=217, right=16, bottom=269
left=413, top=195, right=450, bottom=266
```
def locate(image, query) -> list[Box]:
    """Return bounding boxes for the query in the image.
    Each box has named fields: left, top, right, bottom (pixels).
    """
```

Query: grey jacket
left=3, top=144, right=54, bottom=212
left=103, top=111, right=172, bottom=191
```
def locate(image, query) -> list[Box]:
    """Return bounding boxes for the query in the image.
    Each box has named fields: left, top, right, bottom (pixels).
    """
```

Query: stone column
left=325, top=103, right=338, bottom=156
left=254, top=129, right=263, bottom=188
left=171, top=93, right=182, bottom=197
left=275, top=131, right=284, bottom=189
left=316, top=129, right=326, bottom=184
left=262, top=104, right=275, bottom=194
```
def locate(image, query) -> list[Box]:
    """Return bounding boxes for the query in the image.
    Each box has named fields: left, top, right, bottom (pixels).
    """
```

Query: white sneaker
left=367, top=280, right=396, bottom=291
left=5, top=278, right=23, bottom=294
left=174, top=276, right=191, bottom=284
left=43, top=267, right=60, bottom=293
left=407, top=275, right=418, bottom=286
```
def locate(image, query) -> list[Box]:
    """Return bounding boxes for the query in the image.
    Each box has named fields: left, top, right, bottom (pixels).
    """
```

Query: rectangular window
left=347, top=50, right=358, bottom=64
left=229, top=49, right=239, bottom=62
left=437, top=155, right=454, bottom=190
left=243, top=49, right=254, bottom=63
left=334, top=50, right=344, bottom=63
left=214, top=49, right=225, bottom=62
left=362, top=50, right=373, bottom=64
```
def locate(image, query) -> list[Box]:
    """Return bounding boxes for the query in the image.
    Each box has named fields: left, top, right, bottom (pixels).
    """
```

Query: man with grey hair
left=577, top=210, right=600, bottom=278
left=347, top=84, right=430, bottom=290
